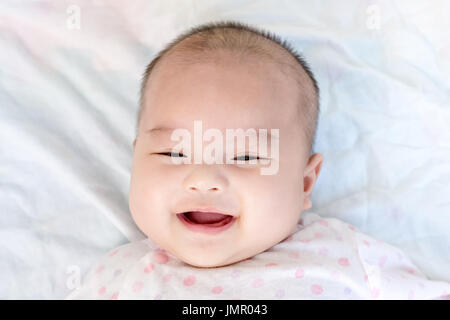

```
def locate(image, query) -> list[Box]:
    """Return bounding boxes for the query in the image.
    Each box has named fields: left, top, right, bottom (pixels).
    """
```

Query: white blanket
left=1, top=0, right=449, bottom=299
left=66, top=213, right=450, bottom=300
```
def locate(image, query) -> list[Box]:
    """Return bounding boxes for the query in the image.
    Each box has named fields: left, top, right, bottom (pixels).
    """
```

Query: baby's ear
left=303, top=153, right=323, bottom=196
left=303, top=198, right=312, bottom=211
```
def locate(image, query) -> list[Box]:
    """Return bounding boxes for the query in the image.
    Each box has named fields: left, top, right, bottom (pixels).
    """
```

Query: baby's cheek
left=245, top=173, right=301, bottom=230
left=241, top=213, right=290, bottom=257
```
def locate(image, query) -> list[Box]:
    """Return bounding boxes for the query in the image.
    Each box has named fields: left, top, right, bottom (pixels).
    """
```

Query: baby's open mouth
left=178, top=211, right=234, bottom=227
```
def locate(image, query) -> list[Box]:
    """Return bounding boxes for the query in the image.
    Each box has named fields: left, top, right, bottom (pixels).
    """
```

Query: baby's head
left=129, top=21, right=323, bottom=268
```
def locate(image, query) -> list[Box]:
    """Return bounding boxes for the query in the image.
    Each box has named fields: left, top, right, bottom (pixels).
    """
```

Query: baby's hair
left=137, top=20, right=320, bottom=155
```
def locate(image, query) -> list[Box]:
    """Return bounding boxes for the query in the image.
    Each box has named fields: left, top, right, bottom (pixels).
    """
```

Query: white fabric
left=1, top=0, right=449, bottom=299
left=66, top=213, right=450, bottom=300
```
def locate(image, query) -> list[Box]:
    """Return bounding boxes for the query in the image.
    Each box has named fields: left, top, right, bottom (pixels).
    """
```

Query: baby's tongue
left=186, top=211, right=229, bottom=224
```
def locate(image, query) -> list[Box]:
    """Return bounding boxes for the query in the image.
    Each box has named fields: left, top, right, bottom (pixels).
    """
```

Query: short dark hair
left=137, top=20, right=320, bottom=154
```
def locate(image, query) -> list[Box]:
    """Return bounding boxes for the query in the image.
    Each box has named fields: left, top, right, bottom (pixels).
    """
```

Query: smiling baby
left=67, top=21, right=450, bottom=300
left=129, top=20, right=322, bottom=269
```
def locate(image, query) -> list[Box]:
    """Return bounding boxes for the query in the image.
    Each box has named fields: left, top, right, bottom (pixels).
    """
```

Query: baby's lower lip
left=176, top=212, right=236, bottom=235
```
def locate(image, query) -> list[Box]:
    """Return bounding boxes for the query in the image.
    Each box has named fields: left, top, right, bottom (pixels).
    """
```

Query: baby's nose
left=183, top=167, right=228, bottom=193
left=188, top=184, right=220, bottom=192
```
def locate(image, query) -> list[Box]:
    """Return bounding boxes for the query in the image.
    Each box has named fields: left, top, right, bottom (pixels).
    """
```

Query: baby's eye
left=157, top=152, right=187, bottom=158
left=233, top=155, right=260, bottom=161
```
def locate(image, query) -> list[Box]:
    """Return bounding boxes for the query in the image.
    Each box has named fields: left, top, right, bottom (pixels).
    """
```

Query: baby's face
left=130, top=53, right=322, bottom=267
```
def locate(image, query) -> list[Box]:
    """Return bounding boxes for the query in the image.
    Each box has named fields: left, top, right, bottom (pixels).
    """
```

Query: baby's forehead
left=146, top=49, right=310, bottom=110
left=150, top=59, right=298, bottom=112
left=146, top=55, right=307, bottom=122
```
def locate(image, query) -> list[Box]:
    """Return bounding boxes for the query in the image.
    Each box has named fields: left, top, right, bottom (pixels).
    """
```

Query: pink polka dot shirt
left=66, top=213, right=450, bottom=300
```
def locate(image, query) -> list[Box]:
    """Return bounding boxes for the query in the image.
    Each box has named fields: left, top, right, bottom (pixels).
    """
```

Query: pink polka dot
left=299, top=239, right=311, bottom=243
left=108, top=249, right=119, bottom=257
left=295, top=269, right=305, bottom=278
left=406, top=268, right=415, bottom=274
left=211, top=286, right=223, bottom=294
left=314, top=232, right=323, bottom=239
left=183, top=275, right=196, bottom=286
left=378, top=256, right=387, bottom=268
left=288, top=252, right=300, bottom=259
left=154, top=252, right=169, bottom=264
left=371, top=287, right=380, bottom=298
left=98, top=286, right=106, bottom=296
left=252, top=278, right=264, bottom=288
left=338, top=257, right=350, bottom=267
left=113, top=269, right=122, bottom=277
left=363, top=240, right=371, bottom=246
left=311, top=284, right=323, bottom=295
left=133, top=281, right=143, bottom=293
left=163, top=274, right=172, bottom=282
left=348, top=224, right=356, bottom=231
left=95, top=265, right=104, bottom=274
left=319, top=220, right=328, bottom=227
left=110, top=292, right=119, bottom=300
left=144, top=263, right=154, bottom=273
left=265, top=262, right=278, bottom=267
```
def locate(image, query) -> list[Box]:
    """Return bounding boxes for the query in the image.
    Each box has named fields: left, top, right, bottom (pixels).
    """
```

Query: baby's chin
left=165, top=244, right=251, bottom=269
left=179, top=255, right=248, bottom=269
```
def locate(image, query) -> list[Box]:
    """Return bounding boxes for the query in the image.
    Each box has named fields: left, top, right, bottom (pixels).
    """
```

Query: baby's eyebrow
left=146, top=127, right=279, bottom=139
left=145, top=127, right=178, bottom=136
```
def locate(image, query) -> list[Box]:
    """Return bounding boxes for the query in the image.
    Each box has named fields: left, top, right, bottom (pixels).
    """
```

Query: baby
left=67, top=21, right=450, bottom=300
